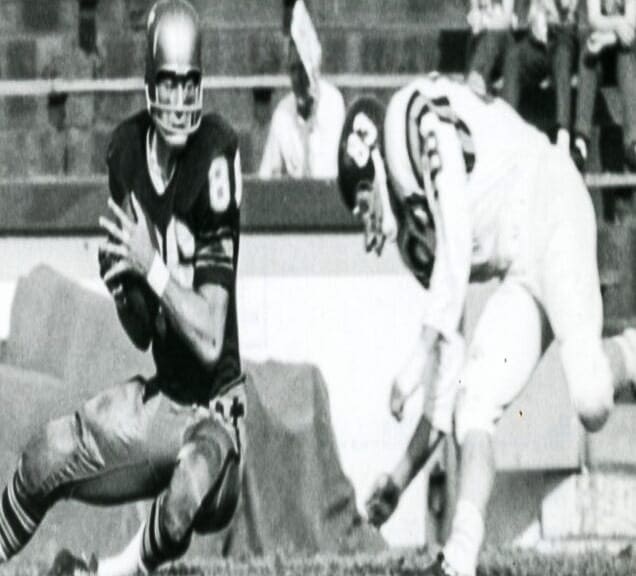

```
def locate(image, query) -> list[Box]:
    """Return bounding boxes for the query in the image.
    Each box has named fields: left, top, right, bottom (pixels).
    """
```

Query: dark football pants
left=501, top=26, right=577, bottom=132
left=0, top=378, right=245, bottom=564
left=574, top=37, right=636, bottom=147
left=467, top=30, right=513, bottom=90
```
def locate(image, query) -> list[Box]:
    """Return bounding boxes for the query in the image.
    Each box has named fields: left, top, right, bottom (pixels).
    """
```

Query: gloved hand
left=365, top=473, right=402, bottom=528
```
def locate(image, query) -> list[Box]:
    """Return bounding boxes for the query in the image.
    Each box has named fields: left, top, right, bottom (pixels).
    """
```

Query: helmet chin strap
left=371, top=148, right=398, bottom=244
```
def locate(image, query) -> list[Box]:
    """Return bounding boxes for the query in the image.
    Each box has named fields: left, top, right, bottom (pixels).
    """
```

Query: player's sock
left=442, top=499, right=484, bottom=576
left=97, top=522, right=146, bottom=576
left=140, top=496, right=190, bottom=572
left=0, top=469, right=48, bottom=561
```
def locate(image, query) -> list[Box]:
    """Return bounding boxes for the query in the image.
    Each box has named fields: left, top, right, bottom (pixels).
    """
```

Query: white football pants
left=455, top=149, right=614, bottom=443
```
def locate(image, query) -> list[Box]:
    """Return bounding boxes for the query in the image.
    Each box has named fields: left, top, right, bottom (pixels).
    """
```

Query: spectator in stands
left=259, top=1, right=345, bottom=179
left=465, top=0, right=517, bottom=96
left=501, top=0, right=579, bottom=152
left=572, top=0, right=636, bottom=171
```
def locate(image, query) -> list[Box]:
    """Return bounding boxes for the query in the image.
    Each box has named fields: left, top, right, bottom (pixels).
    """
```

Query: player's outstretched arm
left=365, top=414, right=443, bottom=527
left=390, top=325, right=441, bottom=421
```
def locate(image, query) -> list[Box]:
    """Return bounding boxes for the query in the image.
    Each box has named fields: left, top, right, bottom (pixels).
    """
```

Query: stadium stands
left=0, top=0, right=630, bottom=178
left=0, top=0, right=630, bottom=179
left=0, top=0, right=469, bottom=176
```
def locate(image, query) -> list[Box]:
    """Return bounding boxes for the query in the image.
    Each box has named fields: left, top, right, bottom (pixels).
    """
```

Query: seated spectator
left=501, top=0, right=579, bottom=152
left=572, top=0, right=636, bottom=171
left=259, top=1, right=345, bottom=179
left=466, top=0, right=517, bottom=95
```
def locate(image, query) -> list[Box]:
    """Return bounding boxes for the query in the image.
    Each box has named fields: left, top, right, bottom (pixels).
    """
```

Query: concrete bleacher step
left=0, top=0, right=470, bottom=79
left=0, top=27, right=465, bottom=80
left=0, top=0, right=466, bottom=36
left=0, top=176, right=357, bottom=234
left=0, top=83, right=403, bottom=177
left=0, top=83, right=626, bottom=178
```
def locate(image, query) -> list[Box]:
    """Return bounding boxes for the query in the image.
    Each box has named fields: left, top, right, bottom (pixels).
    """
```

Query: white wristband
left=147, top=253, right=170, bottom=298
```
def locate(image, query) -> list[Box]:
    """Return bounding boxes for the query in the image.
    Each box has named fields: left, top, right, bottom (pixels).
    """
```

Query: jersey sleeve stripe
left=405, top=90, right=429, bottom=188
left=406, top=90, right=477, bottom=181
left=195, top=259, right=233, bottom=270
left=198, top=228, right=234, bottom=241
left=195, top=249, right=234, bottom=266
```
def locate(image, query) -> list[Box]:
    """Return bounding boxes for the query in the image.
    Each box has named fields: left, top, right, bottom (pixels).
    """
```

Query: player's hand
left=615, top=21, right=634, bottom=47
left=467, top=9, right=483, bottom=34
left=365, top=473, right=401, bottom=528
left=587, top=30, right=618, bottom=54
left=99, top=193, right=156, bottom=284
left=529, top=11, right=548, bottom=44
left=487, top=5, right=511, bottom=30
left=389, top=381, right=407, bottom=422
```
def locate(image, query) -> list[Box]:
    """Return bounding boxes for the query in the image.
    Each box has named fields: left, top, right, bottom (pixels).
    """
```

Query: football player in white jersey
left=338, top=74, right=636, bottom=576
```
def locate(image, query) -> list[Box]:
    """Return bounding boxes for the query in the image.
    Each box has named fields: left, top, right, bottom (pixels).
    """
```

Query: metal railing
left=0, top=74, right=425, bottom=97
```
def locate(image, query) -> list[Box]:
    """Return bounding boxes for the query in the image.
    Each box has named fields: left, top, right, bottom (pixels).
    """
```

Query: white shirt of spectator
left=259, top=78, right=345, bottom=180
left=468, top=0, right=517, bottom=33
left=603, top=0, right=625, bottom=15
left=528, top=0, right=578, bottom=43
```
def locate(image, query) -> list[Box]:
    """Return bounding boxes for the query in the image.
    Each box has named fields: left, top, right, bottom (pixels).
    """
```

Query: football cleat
left=145, top=0, right=203, bottom=147
left=47, top=549, right=98, bottom=576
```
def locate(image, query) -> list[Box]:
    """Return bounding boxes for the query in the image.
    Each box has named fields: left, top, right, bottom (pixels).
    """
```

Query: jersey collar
left=146, top=128, right=177, bottom=197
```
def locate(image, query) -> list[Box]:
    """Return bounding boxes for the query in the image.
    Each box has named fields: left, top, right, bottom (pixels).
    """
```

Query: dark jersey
left=107, top=111, right=242, bottom=404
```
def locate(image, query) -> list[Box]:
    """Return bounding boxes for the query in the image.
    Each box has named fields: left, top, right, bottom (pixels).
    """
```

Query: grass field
left=2, top=547, right=635, bottom=576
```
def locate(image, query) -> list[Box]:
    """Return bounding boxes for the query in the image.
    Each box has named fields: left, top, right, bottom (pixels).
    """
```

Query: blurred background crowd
left=1, top=0, right=636, bottom=215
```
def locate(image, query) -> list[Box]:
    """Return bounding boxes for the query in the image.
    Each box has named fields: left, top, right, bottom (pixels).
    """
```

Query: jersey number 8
left=209, top=156, right=231, bottom=212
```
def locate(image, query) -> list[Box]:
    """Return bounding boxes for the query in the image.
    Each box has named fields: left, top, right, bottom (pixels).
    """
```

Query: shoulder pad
left=175, top=113, right=241, bottom=213
left=107, top=111, right=150, bottom=201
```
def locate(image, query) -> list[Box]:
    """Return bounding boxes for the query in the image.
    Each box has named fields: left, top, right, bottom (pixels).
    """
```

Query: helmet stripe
left=405, top=90, right=477, bottom=187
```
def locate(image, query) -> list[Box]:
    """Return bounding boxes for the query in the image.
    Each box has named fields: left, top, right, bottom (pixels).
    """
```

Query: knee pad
left=19, top=413, right=102, bottom=500
left=162, top=449, right=218, bottom=545
left=560, top=337, right=613, bottom=432
left=165, top=420, right=239, bottom=539
left=151, top=495, right=192, bottom=562
left=454, top=387, right=500, bottom=446
left=194, top=458, right=241, bottom=534
left=192, top=421, right=241, bottom=534
left=453, top=349, right=509, bottom=446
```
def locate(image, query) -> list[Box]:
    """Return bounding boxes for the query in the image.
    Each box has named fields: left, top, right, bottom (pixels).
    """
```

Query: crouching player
left=337, top=74, right=636, bottom=576
left=0, top=2, right=246, bottom=574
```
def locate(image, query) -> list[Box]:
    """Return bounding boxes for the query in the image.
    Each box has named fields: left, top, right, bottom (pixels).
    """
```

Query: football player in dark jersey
left=0, top=2, right=246, bottom=574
